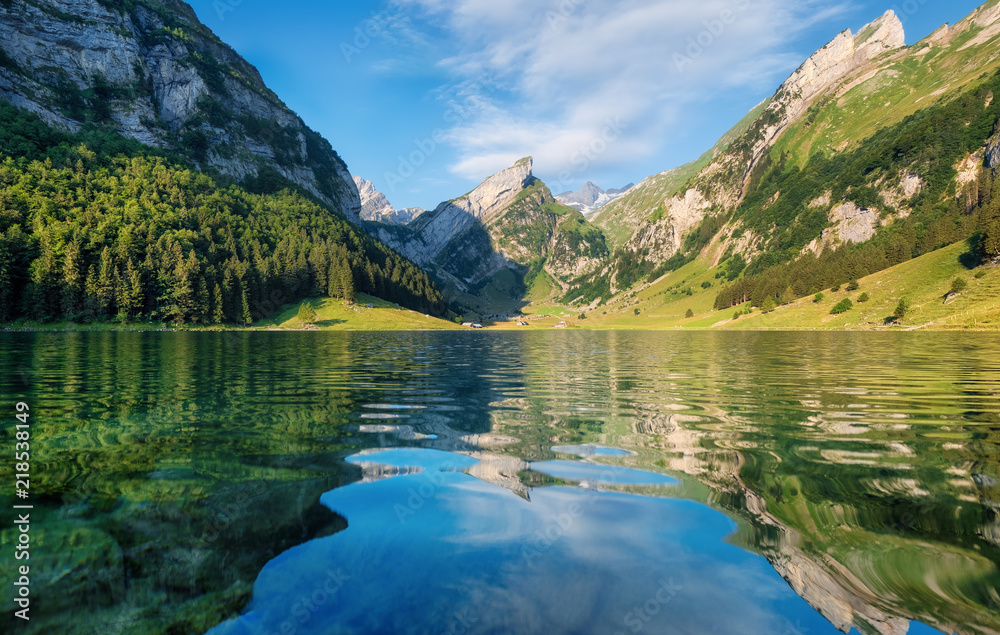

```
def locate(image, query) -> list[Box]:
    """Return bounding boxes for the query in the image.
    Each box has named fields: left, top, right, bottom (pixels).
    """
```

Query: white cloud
left=391, top=0, right=854, bottom=181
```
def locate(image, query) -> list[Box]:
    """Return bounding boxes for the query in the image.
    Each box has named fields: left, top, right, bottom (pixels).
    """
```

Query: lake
left=1, top=331, right=998, bottom=634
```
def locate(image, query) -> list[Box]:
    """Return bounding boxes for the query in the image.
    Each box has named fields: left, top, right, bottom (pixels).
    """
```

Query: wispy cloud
left=391, top=0, right=854, bottom=181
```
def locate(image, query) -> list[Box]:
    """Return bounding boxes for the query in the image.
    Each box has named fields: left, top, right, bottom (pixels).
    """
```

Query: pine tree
left=341, top=264, right=356, bottom=304
left=212, top=283, right=225, bottom=324
left=62, top=237, right=82, bottom=318
left=122, top=259, right=143, bottom=319
left=297, top=301, right=318, bottom=325
left=309, top=247, right=329, bottom=295
left=24, top=227, right=62, bottom=321
left=113, top=266, right=127, bottom=321
left=240, top=285, right=252, bottom=326
left=327, top=262, right=342, bottom=299
left=170, top=250, right=201, bottom=324
left=84, top=264, right=100, bottom=318
left=195, top=275, right=209, bottom=323
left=779, top=287, right=797, bottom=305
left=96, top=247, right=115, bottom=317
left=982, top=194, right=1000, bottom=259
left=0, top=240, right=11, bottom=323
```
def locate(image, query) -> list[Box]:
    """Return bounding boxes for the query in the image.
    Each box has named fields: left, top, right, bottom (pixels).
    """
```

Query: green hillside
left=0, top=103, right=447, bottom=326
left=776, top=2, right=1000, bottom=166
left=533, top=2, right=1000, bottom=328
left=594, top=98, right=771, bottom=248
left=262, top=293, right=462, bottom=331
left=508, top=239, right=999, bottom=331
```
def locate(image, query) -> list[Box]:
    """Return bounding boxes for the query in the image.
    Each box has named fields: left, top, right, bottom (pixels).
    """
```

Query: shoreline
left=3, top=322, right=997, bottom=333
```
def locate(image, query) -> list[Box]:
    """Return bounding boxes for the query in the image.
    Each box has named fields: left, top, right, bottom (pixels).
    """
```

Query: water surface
left=0, top=331, right=997, bottom=634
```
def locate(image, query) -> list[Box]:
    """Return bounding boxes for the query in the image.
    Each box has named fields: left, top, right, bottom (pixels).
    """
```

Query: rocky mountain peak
left=354, top=176, right=392, bottom=217
left=372, top=157, right=537, bottom=269
left=558, top=182, right=605, bottom=206
left=723, top=10, right=906, bottom=203
left=452, top=157, right=535, bottom=222
left=556, top=180, right=635, bottom=216
left=780, top=10, right=904, bottom=107
left=353, top=176, right=424, bottom=225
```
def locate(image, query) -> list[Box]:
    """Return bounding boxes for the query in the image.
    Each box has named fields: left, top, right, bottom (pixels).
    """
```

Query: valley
left=2, top=3, right=999, bottom=635
left=3, top=1, right=1000, bottom=331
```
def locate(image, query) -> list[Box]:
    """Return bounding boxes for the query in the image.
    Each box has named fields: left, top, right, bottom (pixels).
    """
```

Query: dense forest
left=0, top=103, right=447, bottom=324
left=713, top=71, right=1000, bottom=311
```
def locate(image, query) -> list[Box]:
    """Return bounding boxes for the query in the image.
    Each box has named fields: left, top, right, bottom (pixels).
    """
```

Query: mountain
left=564, top=2, right=1000, bottom=313
left=374, top=158, right=609, bottom=315
left=596, top=10, right=906, bottom=260
left=0, top=0, right=362, bottom=221
left=556, top=181, right=634, bottom=216
left=353, top=176, right=425, bottom=225
left=0, top=0, right=449, bottom=325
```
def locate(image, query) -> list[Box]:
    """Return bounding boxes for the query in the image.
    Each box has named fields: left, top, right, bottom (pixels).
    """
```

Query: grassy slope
left=3, top=293, right=462, bottom=331
left=260, top=293, right=463, bottom=331
left=506, top=241, right=1000, bottom=330
left=509, top=3, right=1000, bottom=331
left=774, top=11, right=1000, bottom=166
left=711, top=242, right=1000, bottom=331
left=594, top=99, right=771, bottom=248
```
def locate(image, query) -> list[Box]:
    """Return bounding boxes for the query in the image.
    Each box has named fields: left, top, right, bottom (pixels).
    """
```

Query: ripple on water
left=530, top=461, right=680, bottom=487
left=207, top=448, right=843, bottom=635
left=550, top=444, right=633, bottom=458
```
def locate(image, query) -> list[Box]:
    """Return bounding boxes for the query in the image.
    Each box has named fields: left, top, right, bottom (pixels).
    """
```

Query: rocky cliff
left=593, top=11, right=907, bottom=272
left=0, top=0, right=362, bottom=220
left=697, top=10, right=905, bottom=213
left=375, top=158, right=535, bottom=271
left=375, top=157, right=609, bottom=312
left=737, top=10, right=906, bottom=192
left=354, top=176, right=424, bottom=225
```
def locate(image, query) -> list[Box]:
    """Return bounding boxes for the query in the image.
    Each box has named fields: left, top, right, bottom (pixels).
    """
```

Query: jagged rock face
left=829, top=202, right=879, bottom=244
left=626, top=188, right=710, bottom=262
left=803, top=202, right=882, bottom=256
left=986, top=133, right=1000, bottom=169
left=556, top=181, right=635, bottom=216
left=444, top=157, right=536, bottom=225
left=0, top=0, right=361, bottom=221
left=747, top=12, right=905, bottom=172
left=354, top=177, right=424, bottom=225
left=784, top=12, right=905, bottom=108
left=376, top=157, right=608, bottom=302
left=385, top=157, right=535, bottom=268
left=597, top=11, right=906, bottom=272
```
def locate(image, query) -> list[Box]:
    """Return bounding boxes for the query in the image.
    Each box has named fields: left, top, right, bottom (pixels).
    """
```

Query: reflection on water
left=0, top=331, right=998, bottom=634
left=209, top=448, right=840, bottom=635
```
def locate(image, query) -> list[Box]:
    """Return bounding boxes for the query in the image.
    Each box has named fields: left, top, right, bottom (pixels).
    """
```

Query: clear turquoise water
left=1, top=331, right=998, bottom=634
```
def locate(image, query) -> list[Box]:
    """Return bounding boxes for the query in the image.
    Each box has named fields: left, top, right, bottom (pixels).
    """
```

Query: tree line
left=714, top=170, right=1000, bottom=311
left=712, top=70, right=1000, bottom=310
left=0, top=103, right=447, bottom=324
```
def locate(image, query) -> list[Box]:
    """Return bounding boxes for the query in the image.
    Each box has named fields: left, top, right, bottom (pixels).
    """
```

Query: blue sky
left=187, top=0, right=986, bottom=210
